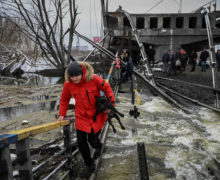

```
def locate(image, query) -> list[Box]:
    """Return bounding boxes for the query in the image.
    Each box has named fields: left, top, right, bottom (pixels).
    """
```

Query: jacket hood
left=65, top=62, right=94, bottom=82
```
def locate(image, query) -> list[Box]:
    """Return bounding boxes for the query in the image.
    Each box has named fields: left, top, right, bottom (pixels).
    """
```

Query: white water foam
left=165, top=148, right=200, bottom=179
left=140, top=96, right=173, bottom=113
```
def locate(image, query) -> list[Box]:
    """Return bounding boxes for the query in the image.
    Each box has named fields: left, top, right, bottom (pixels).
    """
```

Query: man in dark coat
left=189, top=51, right=198, bottom=72
left=180, top=50, right=188, bottom=72
left=147, top=45, right=156, bottom=67
left=119, top=53, right=133, bottom=85
left=200, top=48, right=209, bottom=72
left=162, top=49, right=169, bottom=73
left=167, top=50, right=177, bottom=76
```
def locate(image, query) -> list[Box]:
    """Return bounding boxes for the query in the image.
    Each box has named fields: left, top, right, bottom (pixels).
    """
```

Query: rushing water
left=97, top=91, right=220, bottom=180
left=1, top=65, right=220, bottom=179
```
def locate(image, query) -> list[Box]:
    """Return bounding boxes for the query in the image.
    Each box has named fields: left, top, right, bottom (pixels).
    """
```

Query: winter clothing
left=180, top=53, right=188, bottom=72
left=189, top=52, right=198, bottom=72
left=162, top=51, right=169, bottom=73
left=78, top=161, right=95, bottom=178
left=114, top=57, right=121, bottom=69
left=59, top=62, right=115, bottom=174
left=67, top=61, right=82, bottom=77
left=200, top=50, right=209, bottom=72
left=119, top=57, right=133, bottom=84
left=147, top=47, right=155, bottom=67
left=77, top=129, right=101, bottom=166
left=60, top=62, right=115, bottom=134
left=200, top=50, right=209, bottom=62
left=114, top=57, right=121, bottom=80
left=167, top=53, right=176, bottom=76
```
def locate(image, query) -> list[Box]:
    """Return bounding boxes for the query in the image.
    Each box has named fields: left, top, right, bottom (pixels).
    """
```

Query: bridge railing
left=0, top=118, right=75, bottom=180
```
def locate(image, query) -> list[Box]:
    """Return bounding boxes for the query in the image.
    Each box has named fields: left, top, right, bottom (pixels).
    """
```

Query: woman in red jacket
left=59, top=61, right=115, bottom=178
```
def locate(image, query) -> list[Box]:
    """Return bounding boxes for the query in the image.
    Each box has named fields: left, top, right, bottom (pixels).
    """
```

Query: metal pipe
left=83, top=32, right=109, bottom=62
left=59, top=170, right=70, bottom=180
left=74, top=31, right=115, bottom=60
left=32, top=148, right=66, bottom=173
left=41, top=159, right=68, bottom=180
left=203, top=8, right=219, bottom=108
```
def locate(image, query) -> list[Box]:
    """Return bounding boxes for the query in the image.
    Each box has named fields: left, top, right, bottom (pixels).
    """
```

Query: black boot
left=93, top=147, right=102, bottom=160
left=79, top=163, right=95, bottom=179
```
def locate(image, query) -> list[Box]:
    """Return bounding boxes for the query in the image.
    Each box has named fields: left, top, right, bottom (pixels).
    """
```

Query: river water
left=1, top=64, right=220, bottom=179
left=97, top=90, right=220, bottom=180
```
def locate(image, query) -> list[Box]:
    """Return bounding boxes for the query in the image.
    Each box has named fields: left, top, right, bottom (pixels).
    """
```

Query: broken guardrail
left=0, top=118, right=75, bottom=180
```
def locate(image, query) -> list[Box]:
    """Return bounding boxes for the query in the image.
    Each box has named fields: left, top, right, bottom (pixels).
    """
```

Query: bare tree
left=0, top=0, right=79, bottom=72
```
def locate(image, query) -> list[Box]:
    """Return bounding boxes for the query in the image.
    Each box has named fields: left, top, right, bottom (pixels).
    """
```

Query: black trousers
left=76, top=129, right=102, bottom=167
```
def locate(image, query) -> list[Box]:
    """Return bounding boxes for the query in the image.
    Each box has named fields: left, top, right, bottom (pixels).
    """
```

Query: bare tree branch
left=0, top=0, right=78, bottom=71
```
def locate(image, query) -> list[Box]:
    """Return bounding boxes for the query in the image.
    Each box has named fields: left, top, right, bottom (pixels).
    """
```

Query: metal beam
left=203, top=8, right=219, bottom=108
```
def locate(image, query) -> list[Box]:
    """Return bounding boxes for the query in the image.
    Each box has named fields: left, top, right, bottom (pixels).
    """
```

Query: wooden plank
left=8, top=120, right=70, bottom=141
left=0, top=134, right=18, bottom=148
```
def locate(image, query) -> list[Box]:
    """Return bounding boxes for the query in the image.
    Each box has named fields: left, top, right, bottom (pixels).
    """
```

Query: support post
left=137, top=142, right=149, bottom=180
left=63, top=125, right=73, bottom=177
left=16, top=138, right=33, bottom=180
left=0, top=146, right=13, bottom=180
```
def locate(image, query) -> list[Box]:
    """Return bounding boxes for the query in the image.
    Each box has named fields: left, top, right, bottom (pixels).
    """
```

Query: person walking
left=189, top=50, right=198, bottom=72
left=119, top=53, right=133, bottom=85
left=180, top=50, right=188, bottom=72
left=167, top=50, right=177, bottom=76
left=58, top=61, right=115, bottom=178
left=162, top=49, right=169, bottom=73
left=200, top=48, right=209, bottom=72
left=147, top=45, right=156, bottom=67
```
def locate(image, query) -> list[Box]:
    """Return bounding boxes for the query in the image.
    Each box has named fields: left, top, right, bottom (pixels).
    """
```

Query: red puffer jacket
left=59, top=62, right=115, bottom=134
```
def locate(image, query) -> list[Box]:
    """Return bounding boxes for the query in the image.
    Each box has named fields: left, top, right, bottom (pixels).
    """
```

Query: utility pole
left=76, top=36, right=80, bottom=51
left=100, top=0, right=107, bottom=32
left=178, top=0, right=182, bottom=13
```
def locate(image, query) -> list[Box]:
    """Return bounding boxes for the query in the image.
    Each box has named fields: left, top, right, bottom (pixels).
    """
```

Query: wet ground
left=97, top=82, right=220, bottom=180
left=0, top=59, right=220, bottom=179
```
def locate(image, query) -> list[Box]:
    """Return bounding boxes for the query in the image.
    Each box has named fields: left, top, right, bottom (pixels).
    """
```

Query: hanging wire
left=90, top=0, right=92, bottom=39
left=146, top=0, right=164, bottom=13
left=93, top=0, right=99, bottom=36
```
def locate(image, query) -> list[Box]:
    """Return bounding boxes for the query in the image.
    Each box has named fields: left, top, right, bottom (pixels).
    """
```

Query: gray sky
left=75, top=0, right=220, bottom=48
